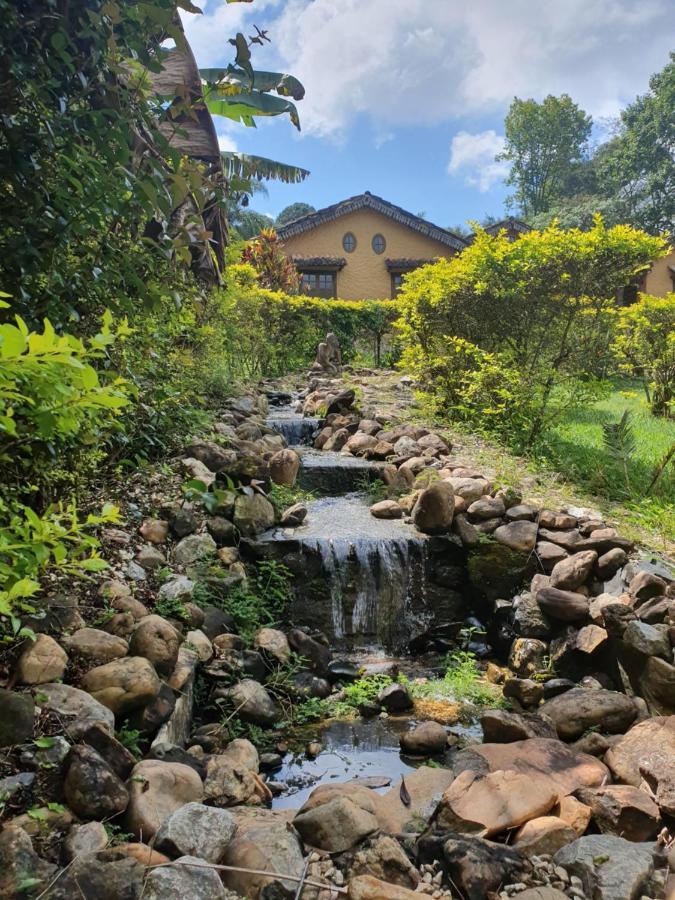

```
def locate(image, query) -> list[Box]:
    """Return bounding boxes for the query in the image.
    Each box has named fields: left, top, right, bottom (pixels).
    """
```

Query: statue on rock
left=310, top=332, right=342, bottom=375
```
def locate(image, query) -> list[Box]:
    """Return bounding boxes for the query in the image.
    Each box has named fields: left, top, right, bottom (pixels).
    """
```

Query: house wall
left=643, top=247, right=675, bottom=297
left=280, top=208, right=457, bottom=299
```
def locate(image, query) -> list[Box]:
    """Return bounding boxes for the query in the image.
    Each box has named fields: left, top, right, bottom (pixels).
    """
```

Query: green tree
left=499, top=95, right=593, bottom=217
left=236, top=210, right=276, bottom=239
left=276, top=203, right=316, bottom=226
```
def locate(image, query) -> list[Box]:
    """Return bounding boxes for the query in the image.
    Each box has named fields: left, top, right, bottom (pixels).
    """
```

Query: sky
left=182, top=0, right=673, bottom=230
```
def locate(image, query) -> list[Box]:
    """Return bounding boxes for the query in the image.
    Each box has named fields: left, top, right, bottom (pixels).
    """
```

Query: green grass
left=533, top=379, right=674, bottom=524
left=409, top=652, right=504, bottom=708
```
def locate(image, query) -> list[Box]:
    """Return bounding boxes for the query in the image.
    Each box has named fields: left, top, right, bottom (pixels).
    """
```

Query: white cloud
left=265, top=0, right=671, bottom=136
left=448, top=130, right=509, bottom=192
left=217, top=132, right=239, bottom=153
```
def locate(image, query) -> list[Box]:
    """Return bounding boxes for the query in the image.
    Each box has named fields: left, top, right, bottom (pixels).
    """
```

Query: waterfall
left=266, top=405, right=320, bottom=446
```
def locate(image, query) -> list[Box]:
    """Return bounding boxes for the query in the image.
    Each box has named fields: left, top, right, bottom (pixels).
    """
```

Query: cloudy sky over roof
left=183, top=0, right=673, bottom=227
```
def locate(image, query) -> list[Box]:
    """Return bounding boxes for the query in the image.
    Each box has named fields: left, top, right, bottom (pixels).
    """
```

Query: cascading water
left=266, top=404, right=320, bottom=447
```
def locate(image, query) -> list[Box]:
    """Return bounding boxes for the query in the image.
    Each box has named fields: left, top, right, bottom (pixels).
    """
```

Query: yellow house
left=642, top=245, right=675, bottom=296
left=276, top=192, right=467, bottom=300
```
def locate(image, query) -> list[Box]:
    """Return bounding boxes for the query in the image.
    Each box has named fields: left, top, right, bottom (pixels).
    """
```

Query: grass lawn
left=536, top=378, right=674, bottom=506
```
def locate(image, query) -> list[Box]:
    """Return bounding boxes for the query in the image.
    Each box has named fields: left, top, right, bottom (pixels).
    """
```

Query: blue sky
left=183, top=0, right=673, bottom=230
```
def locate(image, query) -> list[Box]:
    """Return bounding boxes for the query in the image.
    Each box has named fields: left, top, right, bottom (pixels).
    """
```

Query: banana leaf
left=200, top=67, right=305, bottom=101
left=221, top=152, right=309, bottom=184
left=205, top=89, right=300, bottom=130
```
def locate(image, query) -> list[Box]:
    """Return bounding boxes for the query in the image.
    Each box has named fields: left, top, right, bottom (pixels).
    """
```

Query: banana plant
left=220, top=152, right=309, bottom=185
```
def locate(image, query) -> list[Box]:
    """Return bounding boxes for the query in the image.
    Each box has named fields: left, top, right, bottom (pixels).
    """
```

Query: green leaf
left=220, top=152, right=309, bottom=184
left=34, top=737, right=55, bottom=749
left=205, top=90, right=300, bottom=130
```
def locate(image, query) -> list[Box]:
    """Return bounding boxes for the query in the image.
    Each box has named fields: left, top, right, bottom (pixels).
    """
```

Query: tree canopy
left=276, top=202, right=316, bottom=226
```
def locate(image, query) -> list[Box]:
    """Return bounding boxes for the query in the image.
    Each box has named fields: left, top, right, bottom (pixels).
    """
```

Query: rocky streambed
left=0, top=371, right=674, bottom=900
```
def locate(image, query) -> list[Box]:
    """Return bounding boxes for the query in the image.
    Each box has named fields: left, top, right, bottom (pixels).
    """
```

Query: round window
left=342, top=232, right=356, bottom=253
left=372, top=233, right=386, bottom=254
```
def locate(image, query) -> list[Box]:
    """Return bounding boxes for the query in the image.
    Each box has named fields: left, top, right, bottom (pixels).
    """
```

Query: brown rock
left=578, top=785, right=661, bottom=841
left=540, top=688, right=637, bottom=740
left=377, top=767, right=455, bottom=833
left=514, top=815, right=577, bottom=856
left=539, top=510, right=578, bottom=530
left=493, top=521, right=538, bottom=552
left=436, top=769, right=557, bottom=836
left=126, top=760, right=203, bottom=840
left=550, top=550, right=598, bottom=591
left=629, top=571, right=667, bottom=603
left=80, top=656, right=161, bottom=716
left=370, top=499, right=403, bottom=519
left=553, top=795, right=592, bottom=836
left=596, top=547, right=628, bottom=578
left=575, top=624, right=608, bottom=654
left=129, top=615, right=181, bottom=676
left=536, top=587, right=589, bottom=622
left=348, top=875, right=420, bottom=900
left=116, top=843, right=171, bottom=868
left=536, top=541, right=569, bottom=571
left=411, top=481, right=455, bottom=534
left=294, top=796, right=379, bottom=852
left=269, top=448, right=300, bottom=486
left=399, top=721, right=448, bottom=756
left=605, top=716, right=675, bottom=786
left=64, top=744, right=129, bottom=820
left=62, top=627, right=128, bottom=663
left=15, top=634, right=67, bottom=684
left=480, top=709, right=556, bottom=742
left=139, top=518, right=169, bottom=544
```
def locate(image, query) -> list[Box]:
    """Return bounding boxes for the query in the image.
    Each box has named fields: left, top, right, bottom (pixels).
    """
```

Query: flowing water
left=266, top=404, right=320, bottom=447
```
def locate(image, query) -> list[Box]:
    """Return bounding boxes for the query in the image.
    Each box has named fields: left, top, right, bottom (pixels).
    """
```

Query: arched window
left=372, top=233, right=386, bottom=254
left=342, top=232, right=356, bottom=253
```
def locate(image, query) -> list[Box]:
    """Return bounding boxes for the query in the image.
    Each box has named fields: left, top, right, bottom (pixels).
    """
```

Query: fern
left=602, top=410, right=636, bottom=493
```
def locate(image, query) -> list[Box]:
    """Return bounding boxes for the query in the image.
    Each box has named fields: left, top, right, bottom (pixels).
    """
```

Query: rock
left=136, top=543, right=166, bottom=571
left=623, top=619, right=671, bottom=658
left=36, top=682, right=114, bottom=734
left=327, top=659, right=361, bottom=681
left=467, top=496, right=505, bottom=520
left=554, top=834, right=657, bottom=900
left=280, top=503, right=307, bottom=526
left=64, top=745, right=129, bottom=820
left=577, top=785, right=661, bottom=841
left=480, top=709, right=556, bottom=742
left=203, top=754, right=272, bottom=808
left=184, top=629, right=212, bottom=662
left=269, top=448, right=300, bottom=486
left=126, top=760, right=203, bottom=840
left=222, top=806, right=304, bottom=898
left=81, top=656, right=161, bottom=716
left=158, top=576, right=195, bottom=604
left=539, top=509, right=578, bottom=529
left=503, top=677, right=544, bottom=708
left=411, top=481, right=454, bottom=534
left=641, top=656, right=675, bottom=715
left=540, top=688, right=638, bottom=740
left=294, top=796, right=379, bottom=852
left=143, top=854, right=228, bottom=899
left=572, top=731, right=612, bottom=756
left=129, top=615, right=182, bottom=676
left=0, top=827, right=56, bottom=898
left=63, top=628, right=128, bottom=663
left=116, top=843, right=170, bottom=868
left=399, top=721, right=447, bottom=756
left=597, top=547, right=628, bottom=578
left=169, top=503, right=199, bottom=537
left=514, top=816, right=577, bottom=856
left=536, top=587, right=589, bottom=621
left=173, top=532, right=217, bottom=567
left=370, top=499, right=403, bottom=519
left=447, top=477, right=490, bottom=502
left=287, top=628, right=331, bottom=674
left=513, top=592, right=552, bottom=638
left=207, top=517, right=236, bottom=545
left=347, top=875, right=420, bottom=900
left=605, top=716, right=675, bottom=786
left=377, top=767, right=455, bottom=833
left=550, top=550, right=598, bottom=590
left=377, top=682, right=413, bottom=712
left=629, top=570, right=667, bottom=603
left=63, top=821, right=109, bottom=861
left=154, top=802, right=236, bottom=862
left=344, top=833, right=419, bottom=889
left=69, top=721, right=136, bottom=779
left=200, top=605, right=236, bottom=639
left=536, top=541, right=569, bottom=571
left=553, top=794, right=593, bottom=836
left=508, top=638, right=548, bottom=677
left=542, top=678, right=577, bottom=699
left=139, top=517, right=169, bottom=544
left=506, top=504, right=537, bottom=522
left=15, top=634, right=67, bottom=684
left=493, top=521, right=538, bottom=552
left=253, top=627, right=290, bottom=663
left=438, top=834, right=527, bottom=900
left=225, top=679, right=281, bottom=726
left=0, top=773, right=35, bottom=804
left=436, top=768, right=557, bottom=836
left=457, top=738, right=609, bottom=799
left=233, top=493, right=276, bottom=537
left=127, top=683, right=176, bottom=736
left=185, top=439, right=235, bottom=472
left=292, top=672, right=331, bottom=699
left=575, top=623, right=608, bottom=654
left=0, top=690, right=34, bottom=747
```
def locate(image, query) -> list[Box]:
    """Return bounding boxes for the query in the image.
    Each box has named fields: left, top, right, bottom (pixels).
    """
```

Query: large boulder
left=399, top=721, right=447, bottom=756
left=129, top=615, right=182, bottom=676
left=513, top=816, right=577, bottom=857
left=435, top=768, right=557, bottom=836
left=64, top=745, right=129, bottom=820
left=233, top=493, right=276, bottom=536
left=411, top=481, right=454, bottom=534
left=36, top=682, right=114, bottom=734
left=224, top=679, right=281, bottom=726
left=154, top=802, right=236, bottom=862
left=576, top=785, right=661, bottom=841
left=605, top=716, right=675, bottom=816
left=294, top=796, right=379, bottom=852
left=143, top=854, right=229, bottom=899
left=80, top=656, right=161, bottom=716
left=15, top=634, right=68, bottom=684
left=539, top=688, right=637, bottom=740
left=554, top=835, right=658, bottom=900
left=480, top=709, right=556, bottom=743
left=377, top=767, right=456, bottom=834
left=62, top=628, right=128, bottom=663
left=126, top=760, right=203, bottom=840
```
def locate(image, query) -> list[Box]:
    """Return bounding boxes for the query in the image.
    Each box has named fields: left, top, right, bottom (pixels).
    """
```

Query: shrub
left=397, top=219, right=666, bottom=446
left=612, top=292, right=675, bottom=417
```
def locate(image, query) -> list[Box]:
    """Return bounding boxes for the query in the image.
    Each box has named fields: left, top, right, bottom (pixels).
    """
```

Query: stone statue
left=311, top=332, right=342, bottom=374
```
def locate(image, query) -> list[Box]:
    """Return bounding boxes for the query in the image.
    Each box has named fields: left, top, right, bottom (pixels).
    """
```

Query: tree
left=235, top=210, right=275, bottom=239
left=396, top=220, right=666, bottom=446
left=598, top=53, right=675, bottom=234
left=276, top=203, right=316, bottom=226
left=499, top=95, right=593, bottom=217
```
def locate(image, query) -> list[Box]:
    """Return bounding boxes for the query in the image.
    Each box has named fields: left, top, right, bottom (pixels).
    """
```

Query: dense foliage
left=396, top=220, right=666, bottom=446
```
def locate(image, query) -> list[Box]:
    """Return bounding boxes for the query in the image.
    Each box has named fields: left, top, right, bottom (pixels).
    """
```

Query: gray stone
left=623, top=620, right=671, bottom=658
left=0, top=690, right=34, bottom=747
left=64, top=745, right=129, bottom=820
left=173, top=533, right=217, bottom=567
left=155, top=802, right=237, bottom=863
left=513, top=592, right=552, bottom=638
left=225, top=679, right=281, bottom=726
left=411, top=481, right=455, bottom=534
left=233, top=493, right=276, bottom=537
left=35, top=683, right=114, bottom=734
left=62, top=627, right=128, bottom=663
left=158, top=576, right=195, bottom=603
left=378, top=682, right=413, bottom=712
left=63, top=821, right=109, bottom=861
left=493, top=521, right=538, bottom=552
left=540, top=688, right=637, bottom=740
left=554, top=834, right=656, bottom=900
left=467, top=496, right=505, bottom=520
left=0, top=827, right=56, bottom=898
left=294, top=796, right=379, bottom=852
left=136, top=544, right=166, bottom=572
left=143, top=854, right=229, bottom=899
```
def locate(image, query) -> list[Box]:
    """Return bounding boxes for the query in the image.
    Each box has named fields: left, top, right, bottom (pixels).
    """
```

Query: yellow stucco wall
left=280, top=207, right=457, bottom=300
left=644, top=247, right=675, bottom=296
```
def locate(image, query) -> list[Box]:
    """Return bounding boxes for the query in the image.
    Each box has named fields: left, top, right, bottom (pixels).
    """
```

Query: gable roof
left=482, top=217, right=531, bottom=237
left=276, top=191, right=468, bottom=251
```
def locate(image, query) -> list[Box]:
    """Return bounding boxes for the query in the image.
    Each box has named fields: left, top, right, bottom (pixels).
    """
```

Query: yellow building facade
left=277, top=192, right=466, bottom=300
left=642, top=246, right=675, bottom=296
